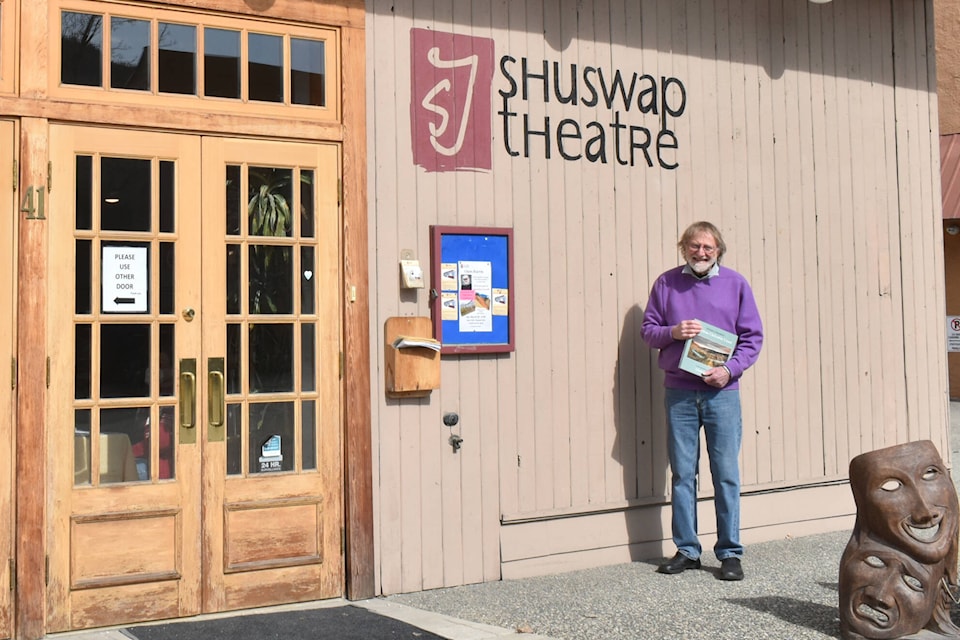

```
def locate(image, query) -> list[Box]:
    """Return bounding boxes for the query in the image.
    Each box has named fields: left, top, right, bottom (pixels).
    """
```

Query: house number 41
left=20, top=185, right=46, bottom=220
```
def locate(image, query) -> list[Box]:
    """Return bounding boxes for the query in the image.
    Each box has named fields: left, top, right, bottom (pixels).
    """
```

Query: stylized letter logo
left=411, top=29, right=494, bottom=172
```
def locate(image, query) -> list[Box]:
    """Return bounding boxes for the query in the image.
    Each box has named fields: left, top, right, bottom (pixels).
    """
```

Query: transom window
left=53, top=2, right=338, bottom=118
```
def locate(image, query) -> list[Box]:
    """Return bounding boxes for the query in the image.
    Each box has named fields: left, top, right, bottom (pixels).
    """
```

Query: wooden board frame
left=429, top=225, right=515, bottom=355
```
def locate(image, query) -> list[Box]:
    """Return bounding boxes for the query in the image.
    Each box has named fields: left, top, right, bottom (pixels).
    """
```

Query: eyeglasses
left=687, top=243, right=717, bottom=255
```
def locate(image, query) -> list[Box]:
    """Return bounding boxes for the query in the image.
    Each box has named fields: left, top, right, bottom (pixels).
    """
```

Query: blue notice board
left=430, top=226, right=515, bottom=354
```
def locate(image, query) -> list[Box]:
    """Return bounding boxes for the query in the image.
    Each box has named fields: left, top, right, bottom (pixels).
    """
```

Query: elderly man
left=641, top=221, right=763, bottom=581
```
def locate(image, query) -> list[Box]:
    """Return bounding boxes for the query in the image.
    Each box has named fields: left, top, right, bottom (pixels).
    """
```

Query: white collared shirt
left=682, top=262, right=720, bottom=279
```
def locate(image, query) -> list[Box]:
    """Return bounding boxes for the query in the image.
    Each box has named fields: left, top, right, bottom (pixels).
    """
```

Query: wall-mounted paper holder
left=400, top=249, right=424, bottom=289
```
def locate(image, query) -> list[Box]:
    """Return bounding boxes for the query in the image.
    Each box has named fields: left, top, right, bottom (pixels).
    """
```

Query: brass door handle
left=179, top=358, right=197, bottom=445
left=180, top=372, right=196, bottom=428
left=208, top=357, right=225, bottom=442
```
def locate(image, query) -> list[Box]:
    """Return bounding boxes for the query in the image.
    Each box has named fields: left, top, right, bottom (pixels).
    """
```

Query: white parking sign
left=102, top=246, right=148, bottom=313
left=948, top=316, right=960, bottom=353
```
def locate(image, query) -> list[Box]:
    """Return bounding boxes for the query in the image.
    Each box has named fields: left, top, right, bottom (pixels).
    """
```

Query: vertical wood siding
left=367, top=0, right=948, bottom=594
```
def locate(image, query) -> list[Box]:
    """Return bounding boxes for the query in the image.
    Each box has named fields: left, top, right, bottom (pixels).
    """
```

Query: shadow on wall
left=612, top=303, right=668, bottom=561
left=368, top=0, right=925, bottom=89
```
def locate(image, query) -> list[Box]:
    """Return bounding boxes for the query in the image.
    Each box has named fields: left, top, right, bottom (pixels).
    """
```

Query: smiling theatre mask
left=840, top=440, right=960, bottom=640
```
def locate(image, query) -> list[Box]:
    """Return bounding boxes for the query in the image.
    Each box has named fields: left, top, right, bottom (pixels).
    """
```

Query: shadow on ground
left=727, top=597, right=840, bottom=638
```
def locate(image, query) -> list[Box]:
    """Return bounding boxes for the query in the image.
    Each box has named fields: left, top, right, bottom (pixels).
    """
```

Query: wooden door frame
left=339, top=24, right=374, bottom=602
left=16, top=117, right=49, bottom=640
left=0, top=119, right=17, bottom=640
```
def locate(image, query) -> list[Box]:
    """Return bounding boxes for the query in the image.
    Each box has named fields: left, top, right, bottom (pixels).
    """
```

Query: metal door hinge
left=12, top=159, right=17, bottom=192
left=339, top=352, right=344, bottom=380
left=337, top=178, right=342, bottom=205
left=341, top=527, right=345, bottom=555
left=10, top=357, right=15, bottom=390
left=8, top=559, right=13, bottom=591
left=45, top=555, right=49, bottom=586
left=46, top=357, right=50, bottom=388
left=47, top=160, right=53, bottom=192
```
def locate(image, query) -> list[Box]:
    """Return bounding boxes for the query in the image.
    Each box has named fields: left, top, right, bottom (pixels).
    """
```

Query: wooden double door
left=45, top=126, right=343, bottom=631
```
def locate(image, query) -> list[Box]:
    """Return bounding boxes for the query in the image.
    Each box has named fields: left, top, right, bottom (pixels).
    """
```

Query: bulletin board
left=430, top=225, right=514, bottom=354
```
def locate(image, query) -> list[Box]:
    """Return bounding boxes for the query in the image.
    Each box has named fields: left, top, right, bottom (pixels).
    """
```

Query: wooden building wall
left=366, top=0, right=948, bottom=594
left=936, top=0, right=960, bottom=135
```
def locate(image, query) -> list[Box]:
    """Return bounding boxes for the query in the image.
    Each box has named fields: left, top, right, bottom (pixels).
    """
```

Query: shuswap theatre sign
left=410, top=28, right=688, bottom=173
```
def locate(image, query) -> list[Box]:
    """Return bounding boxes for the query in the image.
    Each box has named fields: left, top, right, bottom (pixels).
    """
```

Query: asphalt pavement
left=48, top=402, right=960, bottom=640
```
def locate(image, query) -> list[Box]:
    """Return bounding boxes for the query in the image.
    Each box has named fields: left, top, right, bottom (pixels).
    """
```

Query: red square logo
left=411, top=28, right=495, bottom=173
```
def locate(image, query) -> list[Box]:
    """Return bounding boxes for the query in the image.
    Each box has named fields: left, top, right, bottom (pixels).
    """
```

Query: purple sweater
left=640, top=265, right=763, bottom=390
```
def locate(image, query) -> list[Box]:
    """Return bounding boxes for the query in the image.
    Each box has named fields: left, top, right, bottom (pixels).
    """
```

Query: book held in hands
left=678, top=320, right=738, bottom=377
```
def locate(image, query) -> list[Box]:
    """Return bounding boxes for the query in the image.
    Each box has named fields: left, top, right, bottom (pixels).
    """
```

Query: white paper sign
left=102, top=246, right=148, bottom=313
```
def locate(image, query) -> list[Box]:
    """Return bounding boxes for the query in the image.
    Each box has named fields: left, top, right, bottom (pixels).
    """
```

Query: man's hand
left=703, top=366, right=731, bottom=388
left=671, top=320, right=702, bottom=340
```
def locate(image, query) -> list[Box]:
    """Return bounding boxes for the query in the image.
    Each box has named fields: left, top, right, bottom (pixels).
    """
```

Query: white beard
left=689, top=259, right=715, bottom=275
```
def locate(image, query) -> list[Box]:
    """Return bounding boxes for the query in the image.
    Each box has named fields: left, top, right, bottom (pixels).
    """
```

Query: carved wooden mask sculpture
left=840, top=440, right=960, bottom=639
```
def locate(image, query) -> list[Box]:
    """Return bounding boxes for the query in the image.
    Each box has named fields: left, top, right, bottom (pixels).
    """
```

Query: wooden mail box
left=384, top=316, right=441, bottom=398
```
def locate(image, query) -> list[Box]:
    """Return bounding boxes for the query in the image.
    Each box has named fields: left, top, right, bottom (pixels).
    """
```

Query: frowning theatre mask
left=840, top=535, right=939, bottom=639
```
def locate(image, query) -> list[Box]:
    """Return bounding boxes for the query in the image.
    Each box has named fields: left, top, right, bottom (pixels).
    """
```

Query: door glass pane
left=248, top=167, right=293, bottom=237
left=111, top=17, right=150, bottom=91
left=300, top=169, right=314, bottom=238
left=227, top=245, right=240, bottom=314
left=160, top=242, right=175, bottom=314
left=76, top=240, right=91, bottom=314
left=301, top=323, right=315, bottom=392
left=204, top=28, right=240, bottom=99
left=291, top=38, right=324, bottom=106
left=159, top=325, right=175, bottom=396
left=249, top=245, right=292, bottom=313
left=159, top=160, right=175, bottom=232
left=155, top=405, right=175, bottom=480
left=76, top=155, right=93, bottom=230
left=227, top=403, right=242, bottom=475
left=100, top=324, right=149, bottom=398
left=74, top=409, right=92, bottom=485
left=158, top=22, right=196, bottom=95
left=302, top=400, right=316, bottom=470
left=61, top=12, right=103, bottom=87
left=249, top=33, right=283, bottom=102
left=300, top=246, right=315, bottom=315
left=101, top=241, right=150, bottom=314
left=75, top=324, right=91, bottom=399
left=226, top=323, right=241, bottom=393
left=101, top=157, right=151, bottom=231
left=100, top=407, right=144, bottom=484
left=226, top=165, right=241, bottom=234
left=249, top=401, right=294, bottom=473
left=249, top=324, right=293, bottom=393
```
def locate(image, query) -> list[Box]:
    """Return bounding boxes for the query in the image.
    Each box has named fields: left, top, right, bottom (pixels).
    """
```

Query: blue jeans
left=664, top=387, right=743, bottom=561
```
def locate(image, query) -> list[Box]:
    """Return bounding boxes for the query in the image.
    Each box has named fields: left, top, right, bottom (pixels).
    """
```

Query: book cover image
left=678, top=320, right=738, bottom=376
